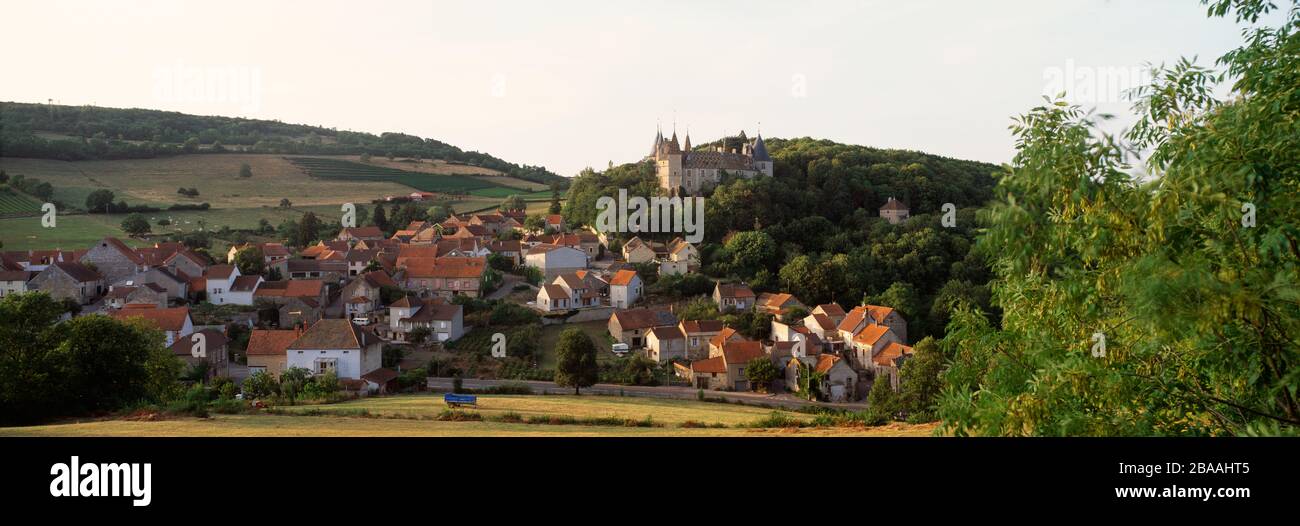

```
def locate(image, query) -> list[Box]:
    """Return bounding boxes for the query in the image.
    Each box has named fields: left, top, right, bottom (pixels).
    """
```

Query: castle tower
left=751, top=133, right=773, bottom=177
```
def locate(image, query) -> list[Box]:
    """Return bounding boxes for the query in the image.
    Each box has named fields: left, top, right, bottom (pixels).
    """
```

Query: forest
left=0, top=102, right=564, bottom=186
left=563, top=137, right=1001, bottom=343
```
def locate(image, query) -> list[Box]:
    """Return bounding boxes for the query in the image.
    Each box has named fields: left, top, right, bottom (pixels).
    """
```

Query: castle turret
left=752, top=133, right=773, bottom=176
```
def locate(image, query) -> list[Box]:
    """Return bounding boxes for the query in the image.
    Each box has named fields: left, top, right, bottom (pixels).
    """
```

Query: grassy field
left=0, top=153, right=517, bottom=251
left=0, top=394, right=938, bottom=437
left=0, top=188, right=44, bottom=217
left=539, top=320, right=617, bottom=369
left=0, top=154, right=411, bottom=210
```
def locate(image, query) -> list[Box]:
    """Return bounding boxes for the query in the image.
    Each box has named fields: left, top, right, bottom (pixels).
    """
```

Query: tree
left=426, top=205, right=450, bottom=224
left=121, top=213, right=151, bottom=235
left=724, top=231, right=776, bottom=276
left=372, top=204, right=389, bottom=231
left=239, top=163, right=253, bottom=178
left=866, top=372, right=900, bottom=424
left=360, top=152, right=372, bottom=163
left=182, top=137, right=199, bottom=153
left=939, top=0, right=1300, bottom=437
left=233, top=246, right=265, bottom=276
left=523, top=214, right=545, bottom=233
left=241, top=370, right=278, bottom=398
left=297, top=212, right=321, bottom=247
left=408, top=326, right=431, bottom=346
left=744, top=357, right=778, bottom=392
left=896, top=337, right=944, bottom=421
left=500, top=195, right=526, bottom=211
left=279, top=198, right=292, bottom=208
left=85, top=189, right=115, bottom=213
left=554, top=327, right=598, bottom=394
left=548, top=182, right=563, bottom=214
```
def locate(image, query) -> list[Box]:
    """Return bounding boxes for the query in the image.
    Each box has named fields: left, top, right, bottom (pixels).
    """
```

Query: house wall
left=30, top=270, right=100, bottom=304
left=0, top=279, right=29, bottom=298
left=248, top=355, right=287, bottom=379
left=610, top=278, right=641, bottom=309
left=286, top=347, right=365, bottom=379
left=80, top=242, right=140, bottom=284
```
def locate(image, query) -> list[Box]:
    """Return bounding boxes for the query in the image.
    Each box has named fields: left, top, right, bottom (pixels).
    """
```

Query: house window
left=314, top=358, right=337, bottom=375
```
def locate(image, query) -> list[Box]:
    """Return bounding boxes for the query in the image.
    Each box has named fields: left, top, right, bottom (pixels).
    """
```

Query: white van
left=611, top=343, right=630, bottom=356
left=352, top=317, right=370, bottom=325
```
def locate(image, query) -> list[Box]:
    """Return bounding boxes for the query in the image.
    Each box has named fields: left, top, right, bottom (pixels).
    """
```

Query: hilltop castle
left=650, top=127, right=773, bottom=196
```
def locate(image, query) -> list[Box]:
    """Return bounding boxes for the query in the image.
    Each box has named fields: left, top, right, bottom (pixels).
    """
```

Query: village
left=0, top=192, right=918, bottom=405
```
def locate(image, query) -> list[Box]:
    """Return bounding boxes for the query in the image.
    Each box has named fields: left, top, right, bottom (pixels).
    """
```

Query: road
left=426, top=377, right=870, bottom=411
left=485, top=273, right=529, bottom=300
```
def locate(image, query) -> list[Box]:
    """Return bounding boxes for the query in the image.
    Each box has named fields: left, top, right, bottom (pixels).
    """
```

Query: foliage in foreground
left=939, top=0, right=1300, bottom=436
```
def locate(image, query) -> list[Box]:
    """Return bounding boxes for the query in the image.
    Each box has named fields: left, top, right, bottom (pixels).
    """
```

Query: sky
left=0, top=0, right=1278, bottom=176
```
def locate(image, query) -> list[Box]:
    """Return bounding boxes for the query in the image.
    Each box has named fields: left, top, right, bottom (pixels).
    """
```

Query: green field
left=286, top=157, right=552, bottom=199
left=0, top=394, right=939, bottom=437
left=0, top=188, right=43, bottom=218
left=0, top=154, right=513, bottom=251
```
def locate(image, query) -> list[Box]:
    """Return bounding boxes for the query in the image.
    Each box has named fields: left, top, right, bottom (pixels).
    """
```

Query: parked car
left=611, top=343, right=630, bottom=356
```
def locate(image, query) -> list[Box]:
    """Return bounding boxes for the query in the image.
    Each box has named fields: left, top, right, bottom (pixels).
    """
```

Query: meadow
left=0, top=153, right=533, bottom=251
left=0, top=393, right=938, bottom=437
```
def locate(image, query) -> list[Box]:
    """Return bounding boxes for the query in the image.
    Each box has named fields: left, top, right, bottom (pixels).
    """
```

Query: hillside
left=563, top=136, right=1001, bottom=341
left=0, top=101, right=567, bottom=187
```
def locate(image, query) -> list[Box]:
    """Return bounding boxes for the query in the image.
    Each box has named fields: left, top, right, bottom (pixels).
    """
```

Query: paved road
left=427, top=377, right=870, bottom=411
left=486, top=273, right=529, bottom=300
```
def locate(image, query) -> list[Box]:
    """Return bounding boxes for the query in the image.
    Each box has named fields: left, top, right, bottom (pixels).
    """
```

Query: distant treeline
left=0, top=101, right=566, bottom=187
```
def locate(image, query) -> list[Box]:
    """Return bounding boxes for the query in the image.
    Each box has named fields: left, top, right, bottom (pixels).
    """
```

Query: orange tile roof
left=721, top=340, right=764, bottom=365
left=110, top=306, right=191, bottom=332
left=872, top=341, right=913, bottom=367
left=402, top=257, right=487, bottom=279
left=254, top=280, right=324, bottom=298
left=680, top=319, right=724, bottom=334
left=246, top=329, right=300, bottom=356
left=837, top=306, right=869, bottom=333
left=610, top=269, right=638, bottom=286
left=709, top=327, right=741, bottom=348
left=853, top=324, right=892, bottom=347
left=865, top=305, right=896, bottom=324
left=691, top=356, right=727, bottom=374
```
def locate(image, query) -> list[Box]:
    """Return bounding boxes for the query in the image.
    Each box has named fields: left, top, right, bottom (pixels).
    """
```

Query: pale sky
left=1, top=0, right=1274, bottom=176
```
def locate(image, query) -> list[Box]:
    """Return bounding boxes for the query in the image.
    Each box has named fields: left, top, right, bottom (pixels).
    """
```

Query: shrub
left=436, top=409, right=482, bottom=421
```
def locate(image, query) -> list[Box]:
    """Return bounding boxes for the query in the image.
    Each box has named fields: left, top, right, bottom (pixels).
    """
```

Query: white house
left=523, top=244, right=588, bottom=279
left=537, top=284, right=572, bottom=311
left=286, top=319, right=384, bottom=379
left=204, top=264, right=261, bottom=305
left=608, top=269, right=642, bottom=309
left=381, top=296, right=464, bottom=343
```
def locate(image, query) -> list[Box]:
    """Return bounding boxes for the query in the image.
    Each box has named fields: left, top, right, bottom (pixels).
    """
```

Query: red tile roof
left=402, top=257, right=487, bottom=279
left=246, top=329, right=300, bottom=356
left=610, top=269, right=638, bottom=286
left=691, top=356, right=727, bottom=374
left=853, top=324, right=892, bottom=347
left=872, top=342, right=914, bottom=367
left=680, top=319, right=724, bottom=334
left=110, top=306, right=191, bottom=332
left=254, top=280, right=324, bottom=298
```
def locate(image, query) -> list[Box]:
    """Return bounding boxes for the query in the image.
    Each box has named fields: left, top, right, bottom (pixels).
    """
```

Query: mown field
left=286, top=157, right=551, bottom=199
left=0, top=394, right=938, bottom=437
left=0, top=153, right=515, bottom=251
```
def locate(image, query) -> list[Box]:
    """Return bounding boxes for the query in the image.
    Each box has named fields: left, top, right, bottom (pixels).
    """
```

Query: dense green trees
left=938, top=0, right=1300, bottom=436
left=561, top=133, right=997, bottom=343
left=0, top=102, right=565, bottom=186
left=554, top=328, right=598, bottom=394
left=233, top=246, right=265, bottom=276
left=121, top=213, right=151, bottom=235
left=0, top=292, right=182, bottom=424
